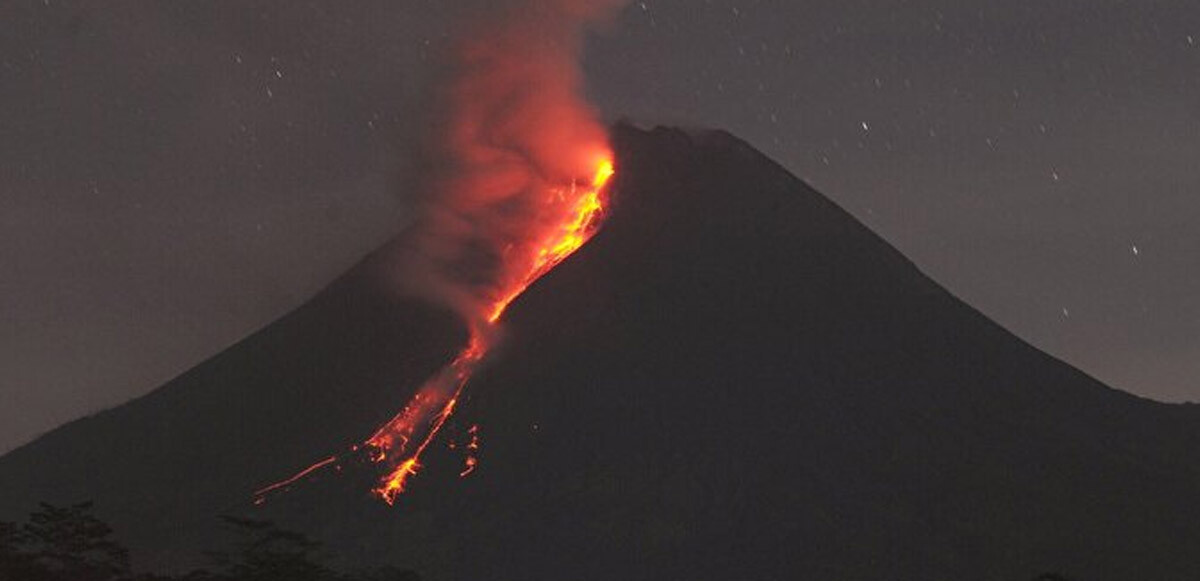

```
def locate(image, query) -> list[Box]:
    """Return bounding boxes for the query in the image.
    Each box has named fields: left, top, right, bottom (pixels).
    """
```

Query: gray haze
left=1, top=0, right=1197, bottom=453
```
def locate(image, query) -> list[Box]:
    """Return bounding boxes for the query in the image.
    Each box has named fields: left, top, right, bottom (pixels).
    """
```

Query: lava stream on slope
left=255, top=158, right=614, bottom=506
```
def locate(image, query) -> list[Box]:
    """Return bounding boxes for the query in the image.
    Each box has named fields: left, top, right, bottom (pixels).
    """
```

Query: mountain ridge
left=3, top=124, right=1199, bottom=580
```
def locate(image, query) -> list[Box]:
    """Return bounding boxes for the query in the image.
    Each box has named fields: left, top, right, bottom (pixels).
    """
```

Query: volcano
left=3, top=125, right=1200, bottom=580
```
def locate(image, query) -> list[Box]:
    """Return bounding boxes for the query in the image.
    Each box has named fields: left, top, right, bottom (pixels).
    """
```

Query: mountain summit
left=3, top=125, right=1200, bottom=580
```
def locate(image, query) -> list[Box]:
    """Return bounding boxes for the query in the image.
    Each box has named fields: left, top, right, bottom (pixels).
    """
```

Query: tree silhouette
left=18, top=501, right=131, bottom=581
left=0, top=503, right=418, bottom=581
left=206, top=516, right=338, bottom=581
left=1, top=517, right=43, bottom=581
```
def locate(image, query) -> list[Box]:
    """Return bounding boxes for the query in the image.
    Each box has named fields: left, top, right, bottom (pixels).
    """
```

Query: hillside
left=4, top=124, right=1200, bottom=580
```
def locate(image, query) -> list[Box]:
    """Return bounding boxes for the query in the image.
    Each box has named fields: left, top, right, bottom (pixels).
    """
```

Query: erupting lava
left=255, top=157, right=614, bottom=506
left=255, top=0, right=626, bottom=507
left=369, top=156, right=613, bottom=504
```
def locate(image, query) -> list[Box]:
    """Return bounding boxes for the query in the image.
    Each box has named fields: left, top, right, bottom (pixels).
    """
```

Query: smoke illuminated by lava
left=368, top=158, right=610, bottom=504
left=255, top=0, right=625, bottom=506
left=397, top=1, right=625, bottom=326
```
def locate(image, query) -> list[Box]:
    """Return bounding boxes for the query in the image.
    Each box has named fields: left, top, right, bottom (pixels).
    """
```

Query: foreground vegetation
left=0, top=502, right=416, bottom=581
left=1, top=501, right=1083, bottom=581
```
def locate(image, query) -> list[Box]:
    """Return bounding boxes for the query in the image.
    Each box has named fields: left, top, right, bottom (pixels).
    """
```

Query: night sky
left=2, top=0, right=1197, bottom=453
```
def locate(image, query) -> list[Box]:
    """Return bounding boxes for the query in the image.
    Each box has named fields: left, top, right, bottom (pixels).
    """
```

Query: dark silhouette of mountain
left=3, top=124, right=1200, bottom=580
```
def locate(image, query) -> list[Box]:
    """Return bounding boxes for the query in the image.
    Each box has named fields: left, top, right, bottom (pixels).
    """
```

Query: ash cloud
left=392, top=0, right=628, bottom=325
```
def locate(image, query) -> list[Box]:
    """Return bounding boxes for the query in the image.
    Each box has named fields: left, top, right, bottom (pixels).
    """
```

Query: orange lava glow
left=254, top=157, right=613, bottom=507
left=485, top=159, right=613, bottom=324
left=459, top=424, right=481, bottom=478
left=252, top=455, right=337, bottom=502
left=369, top=157, right=613, bottom=504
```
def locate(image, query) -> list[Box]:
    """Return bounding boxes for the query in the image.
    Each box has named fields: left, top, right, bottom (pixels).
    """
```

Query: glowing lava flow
left=365, top=334, right=484, bottom=504
left=255, top=157, right=614, bottom=506
left=368, top=157, right=613, bottom=504
left=486, top=159, right=613, bottom=324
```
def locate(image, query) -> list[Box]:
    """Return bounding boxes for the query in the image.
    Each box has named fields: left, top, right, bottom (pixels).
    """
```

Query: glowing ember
left=459, top=425, right=481, bottom=478
left=252, top=455, right=337, bottom=501
left=254, top=158, right=614, bottom=506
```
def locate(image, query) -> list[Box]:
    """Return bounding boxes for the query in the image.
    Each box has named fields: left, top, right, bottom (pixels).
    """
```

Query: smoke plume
left=396, top=0, right=627, bottom=327
left=254, top=1, right=628, bottom=505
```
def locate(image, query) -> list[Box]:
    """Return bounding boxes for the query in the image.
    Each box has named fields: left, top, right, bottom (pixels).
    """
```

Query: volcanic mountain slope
left=4, top=124, right=1200, bottom=580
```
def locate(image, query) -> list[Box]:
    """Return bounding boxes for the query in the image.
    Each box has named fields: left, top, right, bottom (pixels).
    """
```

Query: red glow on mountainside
left=252, top=456, right=337, bottom=502
left=253, top=0, right=625, bottom=508
left=368, top=157, right=613, bottom=505
left=459, top=425, right=481, bottom=478
left=253, top=158, right=613, bottom=506
left=486, top=157, right=613, bottom=323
